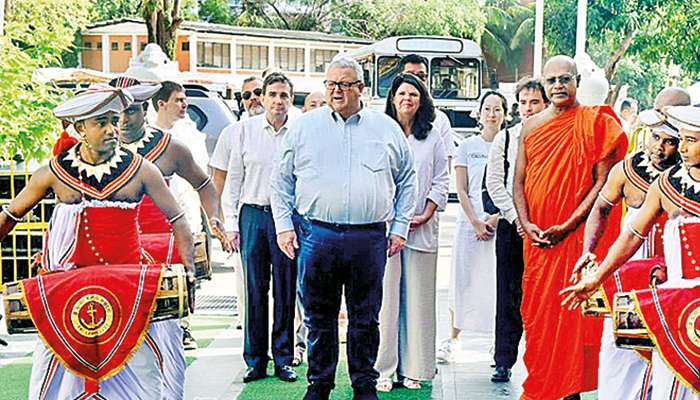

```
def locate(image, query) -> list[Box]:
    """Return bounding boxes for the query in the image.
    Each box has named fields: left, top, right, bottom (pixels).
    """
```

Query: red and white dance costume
left=646, top=164, right=700, bottom=400
left=29, top=145, right=184, bottom=400
left=597, top=150, right=666, bottom=400
left=123, top=127, right=188, bottom=399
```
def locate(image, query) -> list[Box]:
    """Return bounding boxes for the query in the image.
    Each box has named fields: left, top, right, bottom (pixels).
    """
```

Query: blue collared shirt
left=271, top=106, right=417, bottom=239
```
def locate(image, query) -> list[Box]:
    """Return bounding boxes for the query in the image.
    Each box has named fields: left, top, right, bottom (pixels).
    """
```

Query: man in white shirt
left=210, top=76, right=265, bottom=330
left=485, top=77, right=548, bottom=382
left=400, top=54, right=458, bottom=168
left=224, top=73, right=298, bottom=384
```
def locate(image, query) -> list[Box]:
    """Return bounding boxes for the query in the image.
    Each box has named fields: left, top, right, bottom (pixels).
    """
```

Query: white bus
left=345, top=36, right=486, bottom=138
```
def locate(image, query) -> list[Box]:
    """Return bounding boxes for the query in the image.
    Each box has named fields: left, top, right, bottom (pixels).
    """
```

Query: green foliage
left=90, top=0, right=141, bottom=21
left=481, top=0, right=534, bottom=79
left=326, top=0, right=485, bottom=40
left=0, top=0, right=91, bottom=161
left=199, top=0, right=234, bottom=24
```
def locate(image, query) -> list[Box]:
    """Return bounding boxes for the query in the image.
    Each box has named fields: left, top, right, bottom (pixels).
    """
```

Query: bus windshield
left=376, top=56, right=480, bottom=100
left=430, top=57, right=480, bottom=100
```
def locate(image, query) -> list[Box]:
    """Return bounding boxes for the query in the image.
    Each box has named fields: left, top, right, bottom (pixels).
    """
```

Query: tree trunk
left=142, top=0, right=182, bottom=60
left=603, top=30, right=636, bottom=105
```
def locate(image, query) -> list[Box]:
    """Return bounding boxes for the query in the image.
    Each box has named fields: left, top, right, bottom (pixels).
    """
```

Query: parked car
left=184, top=85, right=239, bottom=157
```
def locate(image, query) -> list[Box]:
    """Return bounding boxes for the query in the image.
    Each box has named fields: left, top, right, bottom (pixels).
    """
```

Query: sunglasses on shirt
left=241, top=88, right=263, bottom=100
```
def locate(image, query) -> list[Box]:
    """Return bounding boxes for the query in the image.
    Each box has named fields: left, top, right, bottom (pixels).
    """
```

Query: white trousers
left=375, top=248, right=438, bottom=381
left=598, top=317, right=653, bottom=400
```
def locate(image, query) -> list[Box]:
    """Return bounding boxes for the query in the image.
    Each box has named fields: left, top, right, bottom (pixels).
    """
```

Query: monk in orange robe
left=512, top=56, right=628, bottom=400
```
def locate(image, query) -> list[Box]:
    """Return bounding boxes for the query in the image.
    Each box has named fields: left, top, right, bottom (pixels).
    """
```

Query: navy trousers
left=297, top=218, right=387, bottom=391
left=239, top=204, right=296, bottom=369
left=494, top=219, right=524, bottom=369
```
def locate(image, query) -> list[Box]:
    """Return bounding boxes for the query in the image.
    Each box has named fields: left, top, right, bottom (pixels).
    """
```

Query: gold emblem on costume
left=70, top=294, right=114, bottom=338
left=686, top=306, right=700, bottom=349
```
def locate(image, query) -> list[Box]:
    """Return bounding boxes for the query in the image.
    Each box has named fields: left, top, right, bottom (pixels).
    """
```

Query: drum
left=581, top=288, right=608, bottom=316
left=2, top=264, right=189, bottom=335
left=193, top=232, right=212, bottom=281
left=612, top=292, right=653, bottom=350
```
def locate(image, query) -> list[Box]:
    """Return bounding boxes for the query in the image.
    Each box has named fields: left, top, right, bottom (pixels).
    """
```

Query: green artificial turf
left=237, top=355, right=433, bottom=400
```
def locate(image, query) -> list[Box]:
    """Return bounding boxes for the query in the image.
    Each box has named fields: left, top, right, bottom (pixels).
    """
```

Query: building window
left=182, top=42, right=190, bottom=51
left=311, top=49, right=338, bottom=73
left=97, top=42, right=102, bottom=50
left=275, top=47, right=305, bottom=72
left=140, top=42, right=147, bottom=51
left=236, top=44, right=268, bottom=70
left=111, top=42, right=119, bottom=51
left=124, top=42, right=132, bottom=51
left=197, top=41, right=231, bottom=69
left=84, top=42, right=92, bottom=50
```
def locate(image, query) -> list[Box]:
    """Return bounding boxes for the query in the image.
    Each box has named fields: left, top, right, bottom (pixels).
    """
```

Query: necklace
left=637, top=152, right=663, bottom=181
left=66, top=145, right=125, bottom=183
left=122, top=127, right=154, bottom=154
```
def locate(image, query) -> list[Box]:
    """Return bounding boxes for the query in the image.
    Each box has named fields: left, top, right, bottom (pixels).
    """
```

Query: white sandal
left=403, top=378, right=421, bottom=390
left=376, top=380, right=393, bottom=392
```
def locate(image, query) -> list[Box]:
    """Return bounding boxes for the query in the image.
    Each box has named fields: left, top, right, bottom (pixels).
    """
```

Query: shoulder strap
left=503, top=129, right=510, bottom=185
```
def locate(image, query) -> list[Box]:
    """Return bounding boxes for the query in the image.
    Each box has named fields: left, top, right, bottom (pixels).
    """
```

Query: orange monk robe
left=521, top=105, right=627, bottom=400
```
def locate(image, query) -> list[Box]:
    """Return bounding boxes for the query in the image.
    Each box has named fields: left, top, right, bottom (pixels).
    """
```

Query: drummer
left=0, top=86, right=195, bottom=400
left=562, top=105, right=700, bottom=399
left=570, top=87, right=689, bottom=400
left=111, top=77, right=228, bottom=355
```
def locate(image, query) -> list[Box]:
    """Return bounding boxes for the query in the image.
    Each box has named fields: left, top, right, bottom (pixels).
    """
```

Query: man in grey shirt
left=485, top=77, right=548, bottom=382
left=271, top=57, right=417, bottom=400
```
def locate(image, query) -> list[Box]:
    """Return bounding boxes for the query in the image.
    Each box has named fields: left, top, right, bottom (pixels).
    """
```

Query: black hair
left=620, top=99, right=633, bottom=111
left=515, top=77, right=549, bottom=103
left=385, top=73, right=435, bottom=140
left=399, top=54, right=429, bottom=71
left=152, top=81, right=184, bottom=112
left=262, top=72, right=294, bottom=96
left=479, top=90, right=508, bottom=131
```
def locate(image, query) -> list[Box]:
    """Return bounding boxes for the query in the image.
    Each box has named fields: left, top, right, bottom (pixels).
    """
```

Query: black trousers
left=494, top=219, right=524, bottom=369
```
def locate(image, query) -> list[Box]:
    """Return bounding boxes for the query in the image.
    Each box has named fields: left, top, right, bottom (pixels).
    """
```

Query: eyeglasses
left=241, top=88, right=263, bottom=100
left=324, top=80, right=362, bottom=91
left=544, top=74, right=575, bottom=86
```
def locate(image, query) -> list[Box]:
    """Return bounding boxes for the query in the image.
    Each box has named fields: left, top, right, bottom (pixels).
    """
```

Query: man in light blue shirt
left=271, top=57, right=417, bottom=400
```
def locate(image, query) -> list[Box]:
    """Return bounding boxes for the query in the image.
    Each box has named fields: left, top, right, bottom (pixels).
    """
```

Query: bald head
left=542, top=55, right=579, bottom=108
left=303, top=91, right=327, bottom=112
left=654, top=87, right=691, bottom=109
left=543, top=55, right=578, bottom=77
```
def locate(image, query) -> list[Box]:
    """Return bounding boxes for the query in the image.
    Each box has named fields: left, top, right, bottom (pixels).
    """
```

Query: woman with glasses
left=436, top=91, right=507, bottom=364
left=375, top=73, right=450, bottom=392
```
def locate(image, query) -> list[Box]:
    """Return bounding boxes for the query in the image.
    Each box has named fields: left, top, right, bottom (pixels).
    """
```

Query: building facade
left=80, top=18, right=372, bottom=92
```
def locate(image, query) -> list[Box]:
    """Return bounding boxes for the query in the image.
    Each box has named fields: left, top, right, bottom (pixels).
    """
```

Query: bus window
left=431, top=57, right=480, bottom=100
left=377, top=56, right=401, bottom=98
left=358, top=56, right=375, bottom=97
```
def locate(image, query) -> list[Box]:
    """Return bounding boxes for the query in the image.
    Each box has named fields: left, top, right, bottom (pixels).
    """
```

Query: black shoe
left=303, top=382, right=333, bottom=400
left=182, top=327, right=198, bottom=350
left=352, top=385, right=378, bottom=400
left=491, top=366, right=512, bottom=382
left=274, top=365, right=297, bottom=382
left=243, top=366, right=267, bottom=383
